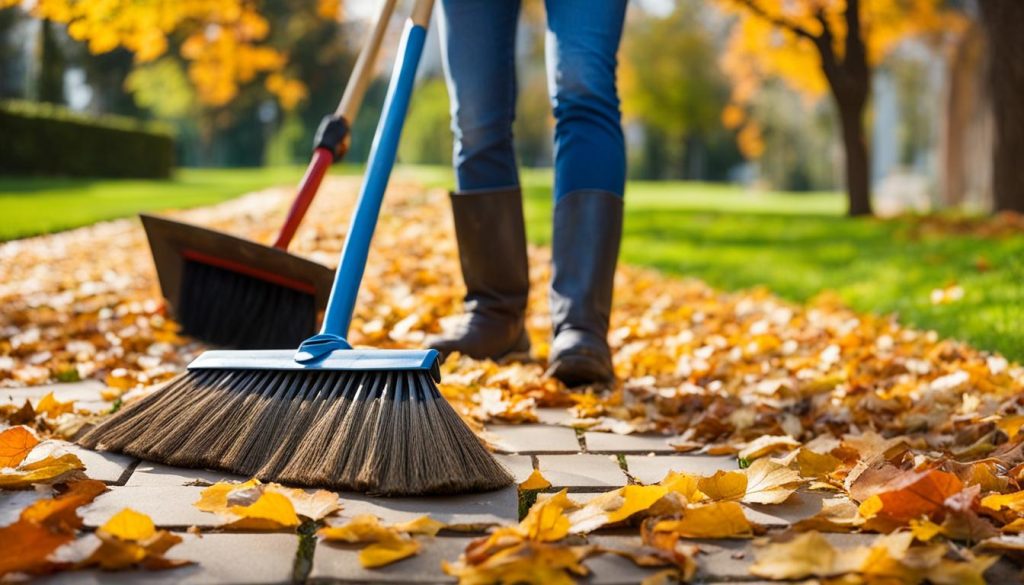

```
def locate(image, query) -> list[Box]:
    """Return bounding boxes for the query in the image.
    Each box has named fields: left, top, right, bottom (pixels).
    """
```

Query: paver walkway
left=2, top=382, right=1018, bottom=584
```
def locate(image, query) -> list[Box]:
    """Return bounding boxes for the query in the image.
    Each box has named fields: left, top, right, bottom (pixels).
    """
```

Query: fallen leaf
left=80, top=511, right=191, bottom=571
left=35, top=392, right=75, bottom=418
left=750, top=531, right=867, bottom=579
left=742, top=458, right=802, bottom=504
left=266, top=485, right=340, bottom=521
left=226, top=491, right=300, bottom=530
left=651, top=501, right=753, bottom=539
left=444, top=541, right=591, bottom=585
left=738, top=435, right=800, bottom=461
left=567, top=485, right=668, bottom=533
left=0, top=479, right=107, bottom=577
left=0, top=426, right=40, bottom=468
left=101, top=508, right=156, bottom=541
left=858, top=468, right=963, bottom=524
left=360, top=538, right=421, bottom=568
left=697, top=470, right=747, bottom=501
left=393, top=515, right=445, bottom=537
left=0, top=452, right=86, bottom=489
left=519, top=469, right=552, bottom=491
left=318, top=514, right=439, bottom=568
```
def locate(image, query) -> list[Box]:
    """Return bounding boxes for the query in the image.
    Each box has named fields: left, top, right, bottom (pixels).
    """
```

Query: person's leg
left=545, top=0, right=627, bottom=201
left=544, top=0, right=627, bottom=386
left=427, top=0, right=531, bottom=361
left=439, top=0, right=521, bottom=192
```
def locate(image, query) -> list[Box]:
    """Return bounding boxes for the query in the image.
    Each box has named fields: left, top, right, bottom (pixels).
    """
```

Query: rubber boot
left=427, top=188, right=531, bottom=361
left=546, top=190, right=623, bottom=387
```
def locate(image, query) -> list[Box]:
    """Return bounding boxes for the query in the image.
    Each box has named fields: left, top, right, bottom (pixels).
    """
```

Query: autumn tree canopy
left=718, top=0, right=963, bottom=216
left=0, top=0, right=340, bottom=108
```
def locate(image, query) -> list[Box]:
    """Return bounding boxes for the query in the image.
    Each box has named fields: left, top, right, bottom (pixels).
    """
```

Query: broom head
left=78, top=348, right=513, bottom=496
left=142, top=213, right=335, bottom=349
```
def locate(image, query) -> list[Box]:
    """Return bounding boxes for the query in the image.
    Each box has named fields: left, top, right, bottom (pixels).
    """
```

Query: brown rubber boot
left=427, top=188, right=531, bottom=361
left=546, top=190, right=623, bottom=387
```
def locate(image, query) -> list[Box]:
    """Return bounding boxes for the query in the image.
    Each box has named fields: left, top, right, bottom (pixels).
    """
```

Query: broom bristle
left=179, top=260, right=317, bottom=349
left=78, top=368, right=513, bottom=496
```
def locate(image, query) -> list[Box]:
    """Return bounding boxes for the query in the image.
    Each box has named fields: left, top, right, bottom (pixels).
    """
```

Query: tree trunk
left=835, top=96, right=872, bottom=216
left=37, top=19, right=64, bottom=104
left=978, top=0, right=1024, bottom=213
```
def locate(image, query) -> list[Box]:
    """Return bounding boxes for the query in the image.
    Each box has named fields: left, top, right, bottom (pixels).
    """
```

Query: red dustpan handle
left=272, top=0, right=399, bottom=251
left=273, top=148, right=334, bottom=249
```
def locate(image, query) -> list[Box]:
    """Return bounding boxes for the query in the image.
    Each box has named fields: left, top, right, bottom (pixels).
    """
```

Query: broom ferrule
left=294, top=333, right=352, bottom=364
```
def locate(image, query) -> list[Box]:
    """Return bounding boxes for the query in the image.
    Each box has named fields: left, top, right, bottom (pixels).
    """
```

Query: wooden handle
left=335, top=0, right=400, bottom=122
left=409, top=0, right=434, bottom=28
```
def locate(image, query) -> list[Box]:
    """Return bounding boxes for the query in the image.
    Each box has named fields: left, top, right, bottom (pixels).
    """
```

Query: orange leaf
left=860, top=469, right=963, bottom=523
left=0, top=426, right=39, bottom=468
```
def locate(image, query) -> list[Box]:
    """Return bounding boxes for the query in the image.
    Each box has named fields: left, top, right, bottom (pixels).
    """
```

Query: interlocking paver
left=81, top=486, right=218, bottom=528
left=0, top=489, right=46, bottom=527
left=624, top=455, right=736, bottom=484
left=536, top=407, right=573, bottom=425
left=126, top=461, right=246, bottom=487
left=582, top=550, right=667, bottom=584
left=537, top=454, right=627, bottom=488
left=38, top=533, right=297, bottom=584
left=493, top=454, right=534, bottom=484
left=310, top=535, right=467, bottom=583
left=331, top=486, right=518, bottom=529
left=584, top=432, right=677, bottom=453
left=66, top=446, right=136, bottom=484
left=487, top=424, right=580, bottom=453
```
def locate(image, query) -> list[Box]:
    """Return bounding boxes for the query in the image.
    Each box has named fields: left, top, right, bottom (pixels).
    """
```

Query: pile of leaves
left=4, top=178, right=1024, bottom=581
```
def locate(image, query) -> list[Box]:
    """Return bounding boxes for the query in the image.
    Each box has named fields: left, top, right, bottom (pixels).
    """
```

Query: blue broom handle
left=320, top=19, right=429, bottom=339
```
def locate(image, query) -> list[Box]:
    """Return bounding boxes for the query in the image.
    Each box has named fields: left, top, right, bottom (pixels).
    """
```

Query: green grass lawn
left=0, top=166, right=360, bottom=241
left=410, top=166, right=1024, bottom=362
left=4, top=166, right=1024, bottom=361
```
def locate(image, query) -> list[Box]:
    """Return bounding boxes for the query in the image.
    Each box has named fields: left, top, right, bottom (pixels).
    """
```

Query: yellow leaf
left=567, top=485, right=668, bottom=533
left=659, top=471, right=704, bottom=503
left=36, top=392, right=74, bottom=418
left=359, top=537, right=420, bottom=568
left=796, top=448, right=841, bottom=480
left=0, top=453, right=86, bottom=489
left=266, top=485, right=340, bottom=521
left=750, top=531, right=866, bottom=579
left=101, top=508, right=156, bottom=542
left=319, top=515, right=388, bottom=542
left=910, top=518, right=944, bottom=542
left=194, top=479, right=261, bottom=513
left=226, top=491, right=300, bottom=530
left=981, top=490, right=1024, bottom=513
left=0, top=426, right=39, bottom=468
left=523, top=490, right=574, bottom=541
left=742, top=458, right=802, bottom=504
left=738, top=435, right=800, bottom=461
left=393, top=515, right=444, bottom=537
left=697, top=470, right=747, bottom=501
left=519, top=469, right=552, bottom=490
left=653, top=501, right=753, bottom=539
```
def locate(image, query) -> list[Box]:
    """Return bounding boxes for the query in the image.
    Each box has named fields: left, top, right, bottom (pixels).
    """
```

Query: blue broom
left=79, top=0, right=513, bottom=496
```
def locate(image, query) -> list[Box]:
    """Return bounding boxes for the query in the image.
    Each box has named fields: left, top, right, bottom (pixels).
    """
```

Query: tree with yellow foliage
left=0, top=0, right=336, bottom=109
left=718, top=0, right=962, bottom=216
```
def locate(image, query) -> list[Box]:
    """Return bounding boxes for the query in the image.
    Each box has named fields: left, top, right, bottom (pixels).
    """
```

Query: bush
left=0, top=100, right=175, bottom=178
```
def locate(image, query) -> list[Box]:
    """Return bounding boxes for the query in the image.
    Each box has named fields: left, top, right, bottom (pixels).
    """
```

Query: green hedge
left=0, top=100, right=175, bottom=178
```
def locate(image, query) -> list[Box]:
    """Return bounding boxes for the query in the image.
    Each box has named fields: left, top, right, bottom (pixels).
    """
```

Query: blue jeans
left=438, top=0, right=627, bottom=200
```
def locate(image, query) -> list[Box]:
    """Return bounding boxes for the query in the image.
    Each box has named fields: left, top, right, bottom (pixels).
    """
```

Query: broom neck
left=319, top=19, right=428, bottom=339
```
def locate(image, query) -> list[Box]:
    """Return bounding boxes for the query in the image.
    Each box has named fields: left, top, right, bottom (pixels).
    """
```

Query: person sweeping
left=427, top=0, right=628, bottom=387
